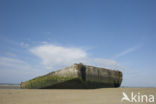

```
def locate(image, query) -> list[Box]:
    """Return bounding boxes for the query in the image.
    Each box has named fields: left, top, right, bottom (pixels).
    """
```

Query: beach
left=0, top=88, right=156, bottom=104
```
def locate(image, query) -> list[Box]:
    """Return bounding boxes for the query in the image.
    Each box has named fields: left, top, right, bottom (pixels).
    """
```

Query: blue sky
left=0, top=0, right=156, bottom=87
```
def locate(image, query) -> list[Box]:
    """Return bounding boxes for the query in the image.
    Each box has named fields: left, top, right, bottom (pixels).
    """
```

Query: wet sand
left=0, top=88, right=156, bottom=104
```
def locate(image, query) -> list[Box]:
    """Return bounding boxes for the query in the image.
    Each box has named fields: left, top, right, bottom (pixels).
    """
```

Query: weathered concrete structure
left=21, top=63, right=122, bottom=89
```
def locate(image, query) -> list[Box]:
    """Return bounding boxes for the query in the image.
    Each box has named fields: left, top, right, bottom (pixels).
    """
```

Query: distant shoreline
left=0, top=84, right=20, bottom=89
left=0, top=83, right=155, bottom=89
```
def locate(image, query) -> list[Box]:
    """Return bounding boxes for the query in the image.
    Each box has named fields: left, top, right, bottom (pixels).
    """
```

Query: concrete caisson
left=21, top=63, right=122, bottom=89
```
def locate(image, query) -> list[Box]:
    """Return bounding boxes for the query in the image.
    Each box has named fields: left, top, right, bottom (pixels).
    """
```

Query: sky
left=0, top=0, right=156, bottom=87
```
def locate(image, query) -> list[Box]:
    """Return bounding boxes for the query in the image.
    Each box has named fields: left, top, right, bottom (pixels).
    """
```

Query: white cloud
left=0, top=57, right=49, bottom=83
left=20, top=42, right=29, bottom=48
left=6, top=52, right=16, bottom=57
left=41, top=41, right=48, bottom=45
left=92, top=58, right=124, bottom=70
left=30, top=44, right=87, bottom=69
left=0, top=57, right=30, bottom=83
left=115, top=45, right=141, bottom=59
left=0, top=57, right=29, bottom=69
left=30, top=44, right=123, bottom=70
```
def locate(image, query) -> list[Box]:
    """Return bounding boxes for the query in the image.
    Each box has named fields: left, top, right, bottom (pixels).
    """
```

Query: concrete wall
left=85, top=65, right=122, bottom=87
left=48, top=65, right=79, bottom=77
left=75, top=63, right=122, bottom=87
